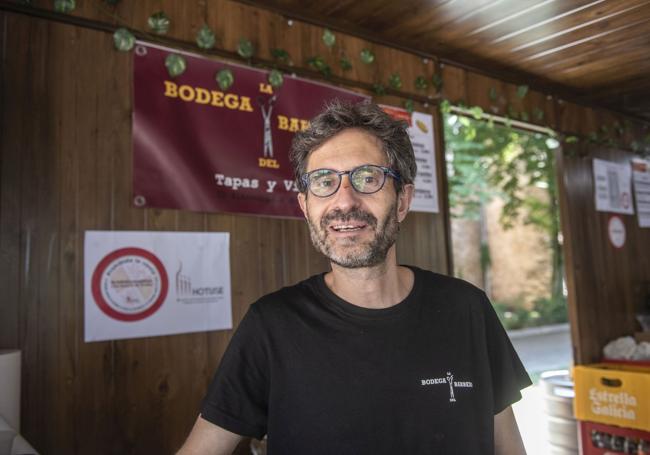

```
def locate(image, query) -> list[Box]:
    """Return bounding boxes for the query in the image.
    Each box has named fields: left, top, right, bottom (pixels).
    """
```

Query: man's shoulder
left=413, top=266, right=484, bottom=295
left=411, top=266, right=488, bottom=309
left=251, top=274, right=321, bottom=315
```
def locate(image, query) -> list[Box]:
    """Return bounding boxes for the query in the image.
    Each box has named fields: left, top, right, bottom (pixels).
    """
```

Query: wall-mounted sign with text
left=381, top=105, right=439, bottom=213
left=133, top=42, right=368, bottom=218
left=84, top=231, right=231, bottom=342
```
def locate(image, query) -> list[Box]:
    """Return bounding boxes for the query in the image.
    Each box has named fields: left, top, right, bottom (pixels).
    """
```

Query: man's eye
left=314, top=177, right=335, bottom=187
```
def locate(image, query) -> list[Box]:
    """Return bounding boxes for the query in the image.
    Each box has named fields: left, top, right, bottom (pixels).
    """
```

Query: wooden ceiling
left=240, top=0, right=650, bottom=122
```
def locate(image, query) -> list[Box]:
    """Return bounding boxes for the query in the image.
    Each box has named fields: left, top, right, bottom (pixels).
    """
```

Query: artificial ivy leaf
left=360, top=49, right=375, bottom=64
left=404, top=99, right=414, bottom=114
left=271, top=48, right=290, bottom=63
left=54, top=0, right=75, bottom=13
left=516, top=85, right=529, bottom=98
left=507, top=104, right=519, bottom=119
left=415, top=76, right=428, bottom=91
left=388, top=73, right=402, bottom=90
left=307, top=56, right=331, bottom=77
left=587, top=132, right=599, bottom=142
left=432, top=73, right=443, bottom=91
left=533, top=107, right=544, bottom=121
left=237, top=38, right=254, bottom=59
left=268, top=69, right=283, bottom=88
left=165, top=53, right=186, bottom=78
left=322, top=29, right=336, bottom=48
left=216, top=69, right=234, bottom=91
left=372, top=83, right=386, bottom=96
left=196, top=25, right=216, bottom=50
left=113, top=28, right=135, bottom=52
left=148, top=11, right=170, bottom=35
left=439, top=99, right=451, bottom=114
left=565, top=136, right=579, bottom=143
left=469, top=106, right=483, bottom=120
left=488, top=87, right=498, bottom=101
left=613, top=122, right=624, bottom=136
left=339, top=56, right=352, bottom=71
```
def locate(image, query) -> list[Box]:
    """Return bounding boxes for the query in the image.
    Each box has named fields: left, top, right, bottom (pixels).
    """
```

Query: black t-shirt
left=201, top=266, right=531, bottom=454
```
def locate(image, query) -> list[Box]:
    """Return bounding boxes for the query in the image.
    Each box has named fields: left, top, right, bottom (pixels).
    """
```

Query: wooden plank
left=0, top=11, right=21, bottom=349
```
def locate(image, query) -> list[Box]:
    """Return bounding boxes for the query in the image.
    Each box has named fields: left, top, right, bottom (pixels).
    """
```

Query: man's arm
left=494, top=406, right=526, bottom=455
left=176, top=415, right=243, bottom=455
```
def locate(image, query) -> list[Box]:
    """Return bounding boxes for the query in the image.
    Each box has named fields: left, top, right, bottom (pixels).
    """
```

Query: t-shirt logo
left=420, top=371, right=474, bottom=403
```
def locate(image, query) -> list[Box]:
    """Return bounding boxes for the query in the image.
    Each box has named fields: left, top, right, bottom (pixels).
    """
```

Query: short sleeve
left=481, top=294, right=532, bottom=414
left=200, top=303, right=269, bottom=439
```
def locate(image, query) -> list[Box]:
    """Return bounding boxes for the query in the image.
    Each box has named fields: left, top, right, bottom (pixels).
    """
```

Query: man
left=178, top=100, right=531, bottom=454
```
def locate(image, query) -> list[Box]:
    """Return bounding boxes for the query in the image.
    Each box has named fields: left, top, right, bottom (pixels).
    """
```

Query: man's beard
left=305, top=201, right=399, bottom=268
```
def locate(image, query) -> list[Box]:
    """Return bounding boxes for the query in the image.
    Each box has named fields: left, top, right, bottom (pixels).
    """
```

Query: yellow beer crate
left=573, top=363, right=650, bottom=432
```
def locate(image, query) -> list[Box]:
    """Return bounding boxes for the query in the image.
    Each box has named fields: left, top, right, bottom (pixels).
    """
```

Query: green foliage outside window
left=444, top=112, right=568, bottom=328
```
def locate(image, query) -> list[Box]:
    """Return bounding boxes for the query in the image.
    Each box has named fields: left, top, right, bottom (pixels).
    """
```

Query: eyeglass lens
left=308, top=165, right=387, bottom=197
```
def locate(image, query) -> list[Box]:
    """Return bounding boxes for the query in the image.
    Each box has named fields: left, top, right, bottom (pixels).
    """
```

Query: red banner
left=132, top=42, right=368, bottom=218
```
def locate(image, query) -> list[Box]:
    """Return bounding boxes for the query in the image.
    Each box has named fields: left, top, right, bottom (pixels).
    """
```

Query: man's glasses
left=301, top=164, right=401, bottom=198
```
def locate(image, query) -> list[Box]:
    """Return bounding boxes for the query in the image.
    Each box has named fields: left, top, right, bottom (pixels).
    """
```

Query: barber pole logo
left=421, top=371, right=474, bottom=403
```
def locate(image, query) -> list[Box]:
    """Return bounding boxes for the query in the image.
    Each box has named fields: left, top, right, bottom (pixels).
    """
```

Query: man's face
left=297, top=128, right=413, bottom=268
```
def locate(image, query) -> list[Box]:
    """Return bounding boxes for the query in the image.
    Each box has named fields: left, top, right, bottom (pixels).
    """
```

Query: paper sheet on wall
left=632, top=158, right=650, bottom=227
left=84, top=231, right=231, bottom=342
left=408, top=111, right=439, bottom=213
left=380, top=105, right=439, bottom=213
left=592, top=158, right=634, bottom=215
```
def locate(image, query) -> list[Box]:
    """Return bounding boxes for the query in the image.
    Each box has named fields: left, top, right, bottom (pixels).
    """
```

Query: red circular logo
left=91, top=247, right=168, bottom=321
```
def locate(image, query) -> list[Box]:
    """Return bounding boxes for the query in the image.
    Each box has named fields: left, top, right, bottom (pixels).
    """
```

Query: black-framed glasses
left=300, top=164, right=401, bottom=198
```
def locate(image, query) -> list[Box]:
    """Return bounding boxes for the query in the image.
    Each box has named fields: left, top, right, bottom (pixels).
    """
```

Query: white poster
left=409, top=111, right=440, bottom=213
left=592, top=158, right=634, bottom=215
left=632, top=158, right=650, bottom=228
left=381, top=105, right=439, bottom=213
left=84, top=231, right=231, bottom=342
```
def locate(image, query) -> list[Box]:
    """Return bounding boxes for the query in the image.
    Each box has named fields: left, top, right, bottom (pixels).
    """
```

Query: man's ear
left=297, top=192, right=308, bottom=219
left=397, top=184, right=414, bottom=223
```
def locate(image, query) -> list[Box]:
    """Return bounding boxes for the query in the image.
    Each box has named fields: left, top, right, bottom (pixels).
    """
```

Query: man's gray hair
left=290, top=99, right=417, bottom=193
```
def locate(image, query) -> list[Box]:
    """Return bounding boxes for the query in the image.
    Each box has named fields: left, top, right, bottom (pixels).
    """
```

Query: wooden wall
left=0, top=2, right=449, bottom=454
left=1, top=1, right=649, bottom=454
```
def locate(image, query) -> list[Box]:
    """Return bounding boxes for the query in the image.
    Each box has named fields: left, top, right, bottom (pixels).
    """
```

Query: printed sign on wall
left=593, top=158, right=634, bottom=215
left=381, top=105, right=439, bottom=213
left=133, top=42, right=368, bottom=218
left=84, top=231, right=231, bottom=342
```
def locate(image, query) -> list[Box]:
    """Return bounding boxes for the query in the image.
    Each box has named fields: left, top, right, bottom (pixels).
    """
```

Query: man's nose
left=331, top=175, right=361, bottom=210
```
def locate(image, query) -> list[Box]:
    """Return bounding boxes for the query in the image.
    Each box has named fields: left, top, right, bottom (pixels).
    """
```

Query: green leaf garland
left=271, top=48, right=290, bottom=64
left=268, top=69, right=283, bottom=88
left=216, top=69, right=234, bottom=91
left=388, top=73, right=402, bottom=90
left=113, top=28, right=135, bottom=52
left=432, top=73, right=443, bottom=91
left=404, top=99, right=414, bottom=114
left=372, top=83, right=386, bottom=96
left=307, top=56, right=331, bottom=77
left=339, top=56, right=352, bottom=71
left=415, top=76, right=428, bottom=90
left=322, top=29, right=336, bottom=48
left=516, top=85, right=529, bottom=98
left=54, top=0, right=75, bottom=13
left=196, top=25, right=216, bottom=50
left=237, top=38, right=254, bottom=59
left=360, top=49, right=375, bottom=64
left=148, top=11, right=170, bottom=35
left=165, top=53, right=186, bottom=78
